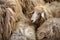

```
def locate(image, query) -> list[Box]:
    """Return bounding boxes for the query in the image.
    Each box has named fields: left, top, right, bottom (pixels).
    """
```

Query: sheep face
left=31, top=6, right=45, bottom=23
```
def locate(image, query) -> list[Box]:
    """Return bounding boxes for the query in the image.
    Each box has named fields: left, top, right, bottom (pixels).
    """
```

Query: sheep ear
left=41, top=12, right=45, bottom=19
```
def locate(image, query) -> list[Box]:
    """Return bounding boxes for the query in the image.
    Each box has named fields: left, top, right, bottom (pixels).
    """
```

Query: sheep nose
left=31, top=20, right=33, bottom=22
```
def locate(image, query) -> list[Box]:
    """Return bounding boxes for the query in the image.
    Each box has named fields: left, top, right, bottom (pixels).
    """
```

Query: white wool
left=31, top=11, right=38, bottom=22
left=41, top=12, right=45, bottom=19
left=41, top=1, right=60, bottom=19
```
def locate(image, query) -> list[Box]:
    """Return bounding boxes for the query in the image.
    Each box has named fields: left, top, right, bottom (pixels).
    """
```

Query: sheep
left=0, top=0, right=25, bottom=40
left=37, top=18, right=60, bottom=40
left=1, top=6, right=16, bottom=40
left=9, top=21, right=36, bottom=40
left=31, top=1, right=60, bottom=27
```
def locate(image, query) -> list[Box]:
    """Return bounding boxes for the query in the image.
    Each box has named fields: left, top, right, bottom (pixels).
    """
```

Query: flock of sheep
left=30, top=1, right=60, bottom=40
left=0, top=0, right=60, bottom=40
